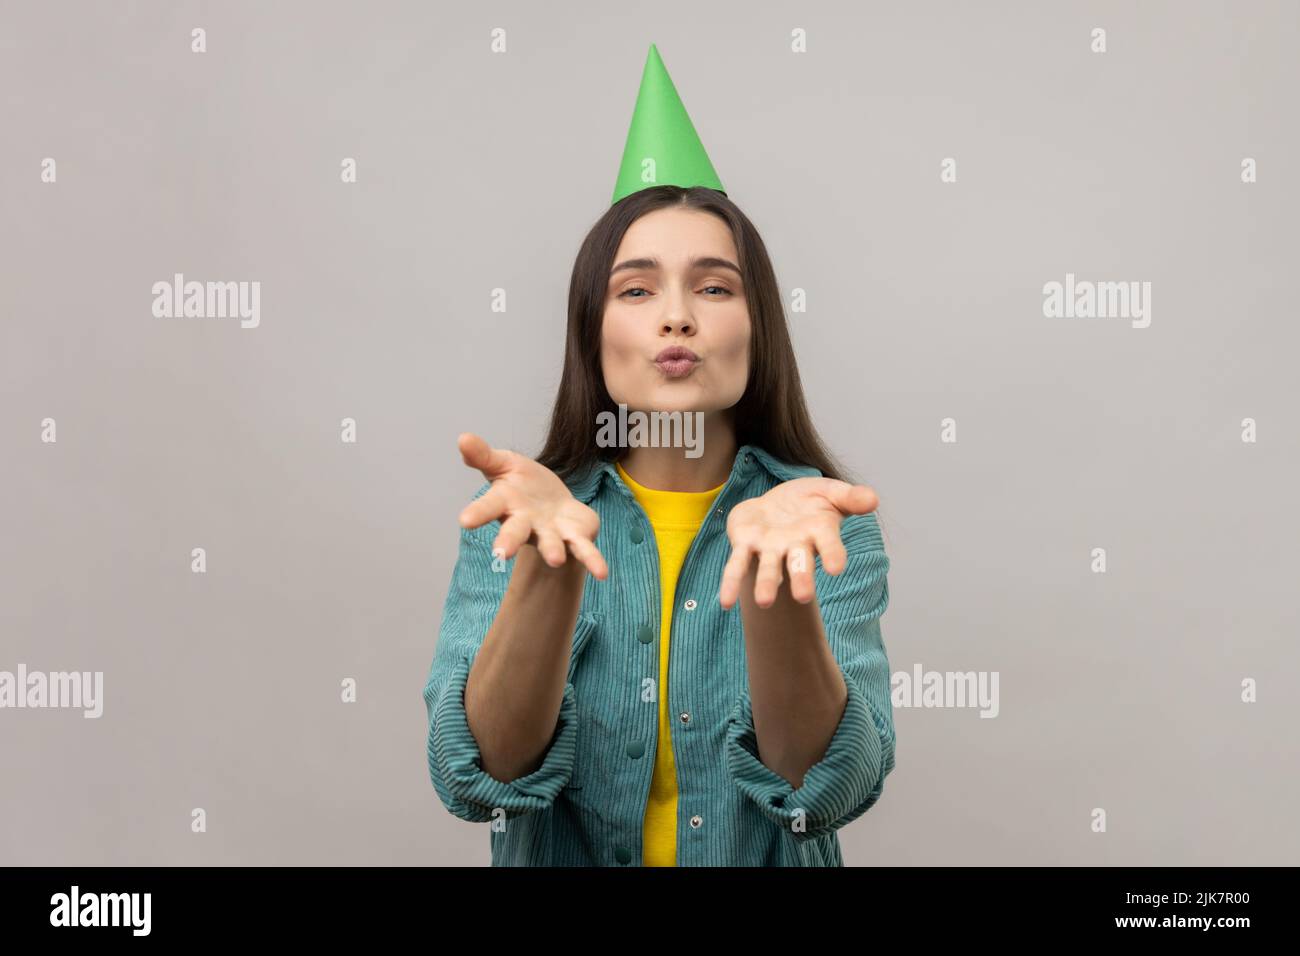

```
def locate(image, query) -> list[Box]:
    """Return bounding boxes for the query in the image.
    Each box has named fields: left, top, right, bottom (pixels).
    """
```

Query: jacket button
left=683, top=599, right=697, bottom=611
left=629, top=525, right=644, bottom=544
left=626, top=741, right=646, bottom=759
left=679, top=711, right=691, bottom=724
left=615, top=846, right=632, bottom=864
left=690, top=815, right=703, bottom=829
left=636, top=624, right=654, bottom=644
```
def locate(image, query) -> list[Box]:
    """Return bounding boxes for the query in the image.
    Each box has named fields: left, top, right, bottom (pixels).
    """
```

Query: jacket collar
left=565, top=444, right=820, bottom=504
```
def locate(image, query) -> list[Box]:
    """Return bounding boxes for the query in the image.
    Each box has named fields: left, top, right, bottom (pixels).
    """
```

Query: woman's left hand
left=719, top=477, right=878, bottom=610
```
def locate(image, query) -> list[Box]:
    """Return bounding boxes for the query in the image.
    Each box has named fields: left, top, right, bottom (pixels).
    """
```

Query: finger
left=563, top=532, right=609, bottom=581
left=753, top=546, right=785, bottom=609
left=458, top=432, right=513, bottom=481
left=534, top=527, right=568, bottom=568
left=459, top=485, right=507, bottom=530
left=785, top=540, right=817, bottom=604
left=811, top=523, right=849, bottom=576
left=492, top=514, right=533, bottom=561
left=826, top=482, right=878, bottom=516
left=719, top=540, right=755, bottom=610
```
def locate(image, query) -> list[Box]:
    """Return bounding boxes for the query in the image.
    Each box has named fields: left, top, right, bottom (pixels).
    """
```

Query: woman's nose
left=661, top=314, right=694, bottom=335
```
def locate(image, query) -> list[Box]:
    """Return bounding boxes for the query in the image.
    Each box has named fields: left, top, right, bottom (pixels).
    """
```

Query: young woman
left=422, top=183, right=897, bottom=866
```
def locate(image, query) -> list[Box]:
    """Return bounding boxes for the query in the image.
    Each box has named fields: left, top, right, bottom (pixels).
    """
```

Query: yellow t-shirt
left=616, top=460, right=725, bottom=867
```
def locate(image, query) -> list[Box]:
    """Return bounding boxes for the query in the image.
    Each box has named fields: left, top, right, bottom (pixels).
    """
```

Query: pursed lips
left=654, top=346, right=699, bottom=379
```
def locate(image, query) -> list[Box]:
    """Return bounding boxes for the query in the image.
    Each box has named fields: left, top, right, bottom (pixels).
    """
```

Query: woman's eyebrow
left=609, top=256, right=742, bottom=277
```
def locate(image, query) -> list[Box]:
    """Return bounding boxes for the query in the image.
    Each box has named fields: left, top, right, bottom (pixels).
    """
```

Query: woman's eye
left=619, top=285, right=732, bottom=298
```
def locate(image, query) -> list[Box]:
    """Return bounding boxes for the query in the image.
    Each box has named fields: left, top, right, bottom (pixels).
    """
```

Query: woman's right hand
left=456, top=433, right=609, bottom=580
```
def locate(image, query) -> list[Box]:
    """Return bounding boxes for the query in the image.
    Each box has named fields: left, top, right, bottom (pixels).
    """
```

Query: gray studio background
left=2, top=0, right=1297, bottom=865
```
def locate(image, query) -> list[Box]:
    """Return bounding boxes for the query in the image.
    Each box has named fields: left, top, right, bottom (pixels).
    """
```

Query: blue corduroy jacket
left=423, top=444, right=895, bottom=866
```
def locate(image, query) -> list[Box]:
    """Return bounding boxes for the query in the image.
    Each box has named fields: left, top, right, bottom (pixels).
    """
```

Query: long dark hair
left=535, top=185, right=849, bottom=485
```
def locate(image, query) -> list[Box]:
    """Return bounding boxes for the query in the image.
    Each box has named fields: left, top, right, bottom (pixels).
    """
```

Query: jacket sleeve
left=422, top=498, right=587, bottom=823
left=725, top=509, right=896, bottom=842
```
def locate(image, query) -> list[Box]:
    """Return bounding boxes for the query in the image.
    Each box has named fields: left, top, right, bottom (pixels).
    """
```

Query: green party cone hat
left=611, top=43, right=725, bottom=205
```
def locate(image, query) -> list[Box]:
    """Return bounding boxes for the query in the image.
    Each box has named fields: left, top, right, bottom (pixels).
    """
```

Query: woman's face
left=600, top=206, right=751, bottom=416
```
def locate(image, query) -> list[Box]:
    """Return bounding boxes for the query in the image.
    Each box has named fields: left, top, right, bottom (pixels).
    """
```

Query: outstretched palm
left=456, top=433, right=609, bottom=579
left=719, top=477, right=878, bottom=609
